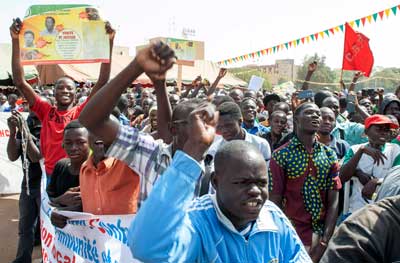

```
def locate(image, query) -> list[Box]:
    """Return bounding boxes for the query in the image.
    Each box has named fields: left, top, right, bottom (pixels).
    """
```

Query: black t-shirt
left=17, top=127, right=42, bottom=194
left=46, top=158, right=79, bottom=198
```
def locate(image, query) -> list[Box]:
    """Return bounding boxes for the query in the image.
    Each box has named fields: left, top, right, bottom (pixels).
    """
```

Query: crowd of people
left=5, top=18, right=400, bottom=263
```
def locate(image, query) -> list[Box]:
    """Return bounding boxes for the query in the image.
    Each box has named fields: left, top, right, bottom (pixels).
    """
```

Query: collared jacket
left=129, top=150, right=311, bottom=263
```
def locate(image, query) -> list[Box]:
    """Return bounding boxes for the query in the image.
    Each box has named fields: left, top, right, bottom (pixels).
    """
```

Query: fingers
left=151, top=41, right=176, bottom=67
left=69, top=186, right=80, bottom=192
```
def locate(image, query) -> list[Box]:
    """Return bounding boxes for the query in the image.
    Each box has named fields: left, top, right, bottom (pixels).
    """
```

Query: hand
left=104, top=21, right=116, bottom=41
left=361, top=146, right=387, bottom=165
left=52, top=187, right=81, bottom=207
left=218, top=68, right=227, bottom=78
left=355, top=170, right=372, bottom=185
left=137, top=41, right=176, bottom=81
left=353, top=71, right=363, bottom=80
left=7, top=115, right=19, bottom=135
left=308, top=61, right=317, bottom=72
left=183, top=103, right=218, bottom=161
left=10, top=18, right=22, bottom=39
left=50, top=211, right=69, bottom=228
left=361, top=178, right=379, bottom=199
left=309, top=243, right=327, bottom=263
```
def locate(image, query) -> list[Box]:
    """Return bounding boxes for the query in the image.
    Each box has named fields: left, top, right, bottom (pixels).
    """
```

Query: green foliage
left=229, top=68, right=272, bottom=91
left=296, top=53, right=336, bottom=91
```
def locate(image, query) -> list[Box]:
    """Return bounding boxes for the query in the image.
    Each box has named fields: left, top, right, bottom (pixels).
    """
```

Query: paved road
left=0, top=194, right=41, bottom=263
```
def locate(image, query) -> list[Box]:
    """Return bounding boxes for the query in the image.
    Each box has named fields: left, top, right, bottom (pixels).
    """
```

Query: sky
left=1, top=0, right=400, bottom=69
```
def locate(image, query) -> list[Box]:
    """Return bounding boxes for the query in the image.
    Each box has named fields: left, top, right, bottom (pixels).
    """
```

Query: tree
left=296, top=54, right=336, bottom=91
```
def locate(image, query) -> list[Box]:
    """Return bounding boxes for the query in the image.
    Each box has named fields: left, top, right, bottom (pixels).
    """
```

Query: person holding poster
left=10, top=18, right=115, bottom=178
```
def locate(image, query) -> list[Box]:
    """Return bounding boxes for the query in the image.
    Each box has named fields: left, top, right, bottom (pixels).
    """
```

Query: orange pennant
left=349, top=21, right=355, bottom=27
left=319, top=31, right=325, bottom=39
left=367, top=15, right=372, bottom=23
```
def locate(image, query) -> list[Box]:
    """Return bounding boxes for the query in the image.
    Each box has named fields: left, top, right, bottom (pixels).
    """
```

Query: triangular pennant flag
left=223, top=61, right=227, bottom=65
left=367, top=15, right=372, bottom=23
left=319, top=31, right=325, bottom=39
left=349, top=21, right=355, bottom=27
left=257, top=51, right=261, bottom=57
left=392, top=6, right=397, bottom=15
left=378, top=11, right=384, bottom=20
left=277, top=45, right=280, bottom=52
left=280, top=44, right=285, bottom=50
left=296, top=39, right=300, bottom=45
left=261, top=49, right=266, bottom=55
left=310, top=34, right=315, bottom=41
left=329, top=28, right=335, bottom=35
left=301, top=37, right=305, bottom=44
left=355, top=19, right=360, bottom=27
left=335, top=26, right=340, bottom=32
left=250, top=53, right=254, bottom=58
left=385, top=8, right=391, bottom=18
left=339, top=24, right=344, bottom=32
left=306, top=36, right=310, bottom=43
left=286, top=42, right=290, bottom=49
left=324, top=30, right=330, bottom=37
left=373, top=13, right=378, bottom=21
left=292, top=40, right=296, bottom=47
left=361, top=17, right=366, bottom=26
left=273, top=46, right=276, bottom=53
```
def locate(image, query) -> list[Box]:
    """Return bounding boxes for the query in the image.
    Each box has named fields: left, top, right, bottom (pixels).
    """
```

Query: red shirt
left=30, top=95, right=88, bottom=175
left=80, top=156, right=140, bottom=215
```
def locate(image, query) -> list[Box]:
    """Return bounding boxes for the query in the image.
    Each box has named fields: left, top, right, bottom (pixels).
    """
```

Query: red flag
left=342, top=23, right=374, bottom=77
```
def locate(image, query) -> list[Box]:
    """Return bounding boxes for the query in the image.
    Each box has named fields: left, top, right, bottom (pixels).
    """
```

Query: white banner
left=40, top=165, right=141, bottom=262
left=0, top=112, right=27, bottom=194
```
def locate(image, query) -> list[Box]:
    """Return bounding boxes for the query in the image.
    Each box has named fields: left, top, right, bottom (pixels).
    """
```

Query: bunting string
left=217, top=4, right=400, bottom=66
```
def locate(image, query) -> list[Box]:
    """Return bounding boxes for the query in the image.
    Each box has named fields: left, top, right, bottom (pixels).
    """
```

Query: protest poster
left=39, top=168, right=142, bottom=263
left=248, top=75, right=264, bottom=92
left=19, top=4, right=110, bottom=65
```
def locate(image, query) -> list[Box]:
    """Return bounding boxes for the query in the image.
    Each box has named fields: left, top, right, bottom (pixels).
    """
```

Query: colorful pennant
left=217, top=4, right=400, bottom=65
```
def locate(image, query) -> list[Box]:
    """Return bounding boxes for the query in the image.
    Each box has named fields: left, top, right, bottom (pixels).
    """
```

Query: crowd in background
left=5, top=18, right=400, bottom=263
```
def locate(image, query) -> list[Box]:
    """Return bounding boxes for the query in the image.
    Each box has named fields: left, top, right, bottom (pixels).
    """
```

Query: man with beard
left=128, top=104, right=311, bottom=262
left=340, top=115, right=400, bottom=214
left=240, top=97, right=269, bottom=136
left=270, top=103, right=341, bottom=262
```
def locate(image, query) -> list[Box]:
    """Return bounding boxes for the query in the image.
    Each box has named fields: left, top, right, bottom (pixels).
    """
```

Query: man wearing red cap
left=340, top=114, right=400, bottom=214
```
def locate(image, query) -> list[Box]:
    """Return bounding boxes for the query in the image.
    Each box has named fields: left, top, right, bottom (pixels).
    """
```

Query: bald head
left=215, top=140, right=266, bottom=176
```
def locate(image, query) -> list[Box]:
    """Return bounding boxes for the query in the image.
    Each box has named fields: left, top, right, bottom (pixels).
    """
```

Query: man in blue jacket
left=128, top=103, right=311, bottom=262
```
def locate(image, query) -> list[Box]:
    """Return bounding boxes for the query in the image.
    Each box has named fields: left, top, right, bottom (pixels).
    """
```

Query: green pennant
left=373, top=13, right=378, bottom=21
left=355, top=19, right=360, bottom=27
left=339, top=24, right=344, bottom=32
left=273, top=46, right=276, bottom=53
left=257, top=51, right=261, bottom=57
left=285, top=43, right=289, bottom=49
left=392, top=6, right=398, bottom=15
left=310, top=34, right=315, bottom=41
left=324, top=30, right=329, bottom=37
left=296, top=39, right=300, bottom=45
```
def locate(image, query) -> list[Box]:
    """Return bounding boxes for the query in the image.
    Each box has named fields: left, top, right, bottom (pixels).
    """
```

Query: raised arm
left=152, top=79, right=173, bottom=143
left=10, top=19, right=36, bottom=107
left=129, top=103, right=217, bottom=262
left=6, top=114, right=21, bottom=161
left=88, top=22, right=115, bottom=98
left=207, top=68, right=227, bottom=98
left=348, top=72, right=362, bottom=93
left=301, top=61, right=317, bottom=90
left=79, top=42, right=176, bottom=145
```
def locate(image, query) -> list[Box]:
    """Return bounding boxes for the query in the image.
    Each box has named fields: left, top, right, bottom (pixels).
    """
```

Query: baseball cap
left=364, top=114, right=399, bottom=129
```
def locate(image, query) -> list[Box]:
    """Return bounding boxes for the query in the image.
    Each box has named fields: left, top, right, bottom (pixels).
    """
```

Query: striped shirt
left=106, top=124, right=173, bottom=207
